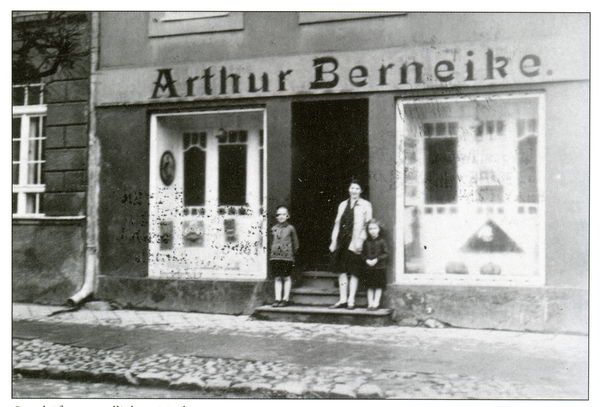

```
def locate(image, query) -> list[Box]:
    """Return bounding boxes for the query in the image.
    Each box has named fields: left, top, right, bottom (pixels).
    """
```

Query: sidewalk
left=12, top=302, right=588, bottom=399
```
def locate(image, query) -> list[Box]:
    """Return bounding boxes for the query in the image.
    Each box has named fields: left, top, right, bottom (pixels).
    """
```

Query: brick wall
left=44, top=77, right=89, bottom=216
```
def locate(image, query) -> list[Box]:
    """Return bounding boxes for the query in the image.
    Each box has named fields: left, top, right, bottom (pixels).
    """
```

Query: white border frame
left=149, top=108, right=268, bottom=281
left=395, top=92, right=546, bottom=287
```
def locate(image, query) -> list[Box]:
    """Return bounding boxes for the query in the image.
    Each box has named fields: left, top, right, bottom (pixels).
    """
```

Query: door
left=149, top=109, right=266, bottom=280
left=291, top=99, right=369, bottom=269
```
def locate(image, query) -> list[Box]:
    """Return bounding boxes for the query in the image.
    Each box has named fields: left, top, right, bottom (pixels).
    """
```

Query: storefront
left=93, top=12, right=588, bottom=332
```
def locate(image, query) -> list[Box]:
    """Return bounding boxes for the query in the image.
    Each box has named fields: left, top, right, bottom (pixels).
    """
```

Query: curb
left=13, top=366, right=388, bottom=399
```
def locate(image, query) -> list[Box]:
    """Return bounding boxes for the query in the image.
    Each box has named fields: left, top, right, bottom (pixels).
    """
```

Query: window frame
left=12, top=84, right=47, bottom=218
left=395, top=92, right=546, bottom=287
left=298, top=12, right=406, bottom=25
left=148, top=11, right=244, bottom=37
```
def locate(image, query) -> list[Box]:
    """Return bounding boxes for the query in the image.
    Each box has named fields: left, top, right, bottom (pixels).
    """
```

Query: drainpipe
left=67, top=11, right=100, bottom=307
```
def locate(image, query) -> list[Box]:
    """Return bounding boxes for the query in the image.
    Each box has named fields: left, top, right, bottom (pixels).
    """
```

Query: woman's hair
left=349, top=178, right=363, bottom=189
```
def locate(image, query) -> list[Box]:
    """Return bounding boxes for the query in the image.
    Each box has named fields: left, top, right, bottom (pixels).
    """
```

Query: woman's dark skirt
left=330, top=248, right=362, bottom=277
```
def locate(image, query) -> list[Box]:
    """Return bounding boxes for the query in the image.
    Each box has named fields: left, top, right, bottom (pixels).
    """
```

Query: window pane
left=13, top=118, right=22, bottom=162
left=38, top=193, right=45, bottom=214
left=219, top=144, right=247, bottom=205
left=29, top=85, right=42, bottom=105
left=13, top=117, right=21, bottom=139
left=29, top=138, right=40, bottom=162
left=28, top=163, right=40, bottom=184
left=28, top=118, right=40, bottom=160
left=13, top=87, right=25, bottom=106
left=12, top=193, right=18, bottom=214
left=13, top=139, right=21, bottom=162
left=26, top=193, right=36, bottom=213
left=184, top=147, right=206, bottom=206
left=425, top=138, right=457, bottom=204
left=12, top=164, right=19, bottom=184
left=518, top=136, right=538, bottom=203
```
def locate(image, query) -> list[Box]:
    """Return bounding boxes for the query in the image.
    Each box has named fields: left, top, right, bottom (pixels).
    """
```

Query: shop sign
left=96, top=42, right=587, bottom=105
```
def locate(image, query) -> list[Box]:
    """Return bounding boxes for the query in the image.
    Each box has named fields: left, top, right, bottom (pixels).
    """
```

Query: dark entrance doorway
left=291, top=99, right=369, bottom=270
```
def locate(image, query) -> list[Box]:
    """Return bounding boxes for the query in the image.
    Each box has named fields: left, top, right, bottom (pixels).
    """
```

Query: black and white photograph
left=11, top=8, right=593, bottom=403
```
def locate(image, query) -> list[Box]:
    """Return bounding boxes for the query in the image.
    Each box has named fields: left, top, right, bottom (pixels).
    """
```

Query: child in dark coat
left=270, top=206, right=299, bottom=307
left=362, top=219, right=388, bottom=310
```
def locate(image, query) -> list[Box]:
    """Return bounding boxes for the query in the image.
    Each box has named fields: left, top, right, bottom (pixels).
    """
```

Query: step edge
left=254, top=305, right=392, bottom=316
left=291, top=289, right=367, bottom=296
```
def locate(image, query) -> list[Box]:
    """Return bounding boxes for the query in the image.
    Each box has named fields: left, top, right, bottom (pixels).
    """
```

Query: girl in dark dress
left=362, top=219, right=388, bottom=310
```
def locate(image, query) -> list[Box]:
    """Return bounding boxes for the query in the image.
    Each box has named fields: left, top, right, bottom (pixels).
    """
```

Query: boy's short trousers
left=271, top=260, right=293, bottom=278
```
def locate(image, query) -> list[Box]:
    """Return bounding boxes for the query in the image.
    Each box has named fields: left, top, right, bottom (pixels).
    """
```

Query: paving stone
left=385, top=389, right=410, bottom=399
left=309, top=384, right=332, bottom=398
left=204, top=378, right=232, bottom=390
left=13, top=303, right=584, bottom=400
left=232, top=382, right=273, bottom=392
left=330, top=384, right=357, bottom=399
left=170, top=374, right=206, bottom=390
left=124, top=370, right=139, bottom=385
left=272, top=381, right=308, bottom=396
left=357, top=383, right=385, bottom=398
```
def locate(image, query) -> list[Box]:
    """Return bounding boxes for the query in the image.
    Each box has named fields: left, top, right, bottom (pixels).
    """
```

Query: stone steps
left=298, top=270, right=339, bottom=289
left=291, top=287, right=368, bottom=307
left=254, top=269, right=393, bottom=326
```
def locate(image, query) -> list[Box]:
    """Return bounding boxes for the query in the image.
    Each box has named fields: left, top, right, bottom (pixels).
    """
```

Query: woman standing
left=329, top=179, right=372, bottom=309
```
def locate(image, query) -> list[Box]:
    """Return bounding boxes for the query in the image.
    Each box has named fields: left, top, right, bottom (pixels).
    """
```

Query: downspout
left=67, top=11, right=100, bottom=306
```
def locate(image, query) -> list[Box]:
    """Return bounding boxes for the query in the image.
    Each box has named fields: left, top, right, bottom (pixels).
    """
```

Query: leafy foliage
left=13, top=12, right=89, bottom=84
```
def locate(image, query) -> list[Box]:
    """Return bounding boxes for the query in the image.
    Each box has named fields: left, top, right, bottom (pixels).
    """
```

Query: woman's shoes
left=329, top=302, right=347, bottom=309
left=273, top=300, right=290, bottom=307
left=347, top=303, right=355, bottom=310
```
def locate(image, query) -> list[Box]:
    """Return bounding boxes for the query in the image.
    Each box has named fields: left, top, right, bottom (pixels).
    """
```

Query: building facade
left=12, top=12, right=94, bottom=304
left=34, top=12, right=589, bottom=333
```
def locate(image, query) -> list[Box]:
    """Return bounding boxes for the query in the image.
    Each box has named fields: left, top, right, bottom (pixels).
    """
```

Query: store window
left=12, top=84, right=47, bottom=216
left=149, top=109, right=266, bottom=280
left=398, top=93, right=545, bottom=285
left=149, top=11, right=244, bottom=37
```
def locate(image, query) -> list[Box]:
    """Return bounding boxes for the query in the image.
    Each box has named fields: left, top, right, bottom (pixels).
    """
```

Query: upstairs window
left=299, top=12, right=406, bottom=25
left=149, top=11, right=244, bottom=37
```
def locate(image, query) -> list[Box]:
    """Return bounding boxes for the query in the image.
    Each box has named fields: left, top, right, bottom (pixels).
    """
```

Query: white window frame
left=148, top=11, right=244, bottom=37
left=395, top=92, right=546, bottom=287
left=299, top=12, right=406, bottom=25
left=13, top=84, right=47, bottom=217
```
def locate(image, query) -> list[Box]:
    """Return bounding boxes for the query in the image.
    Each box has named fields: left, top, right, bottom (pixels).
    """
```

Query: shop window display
left=399, top=94, right=544, bottom=285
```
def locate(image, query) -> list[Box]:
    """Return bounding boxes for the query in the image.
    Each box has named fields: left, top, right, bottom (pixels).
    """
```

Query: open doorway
left=291, top=99, right=369, bottom=270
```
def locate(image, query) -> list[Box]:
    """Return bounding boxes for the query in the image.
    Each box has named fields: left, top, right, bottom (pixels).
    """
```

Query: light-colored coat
left=330, top=198, right=373, bottom=254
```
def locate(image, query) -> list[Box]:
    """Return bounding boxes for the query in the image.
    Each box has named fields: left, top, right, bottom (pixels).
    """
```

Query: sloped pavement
left=12, top=302, right=588, bottom=399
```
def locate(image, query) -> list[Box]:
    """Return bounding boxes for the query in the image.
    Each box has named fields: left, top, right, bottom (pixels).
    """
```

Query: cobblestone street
left=13, top=376, right=237, bottom=399
left=12, top=303, right=588, bottom=400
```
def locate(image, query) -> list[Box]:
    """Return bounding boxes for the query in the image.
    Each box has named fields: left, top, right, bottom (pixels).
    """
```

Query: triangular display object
left=461, top=219, right=523, bottom=253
